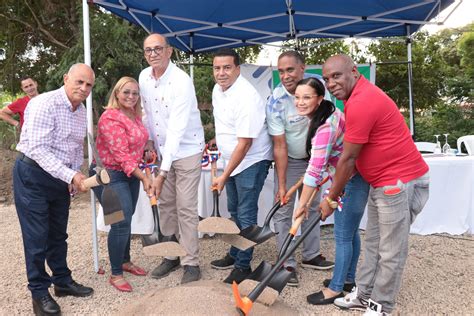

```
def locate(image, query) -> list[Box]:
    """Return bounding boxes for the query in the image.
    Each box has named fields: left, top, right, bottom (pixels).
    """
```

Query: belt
left=18, top=153, right=41, bottom=168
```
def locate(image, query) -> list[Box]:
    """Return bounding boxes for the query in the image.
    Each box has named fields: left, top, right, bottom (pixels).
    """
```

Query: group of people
left=10, top=31, right=429, bottom=316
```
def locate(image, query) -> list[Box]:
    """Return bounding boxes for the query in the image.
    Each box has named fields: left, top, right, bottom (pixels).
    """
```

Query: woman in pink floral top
left=90, top=76, right=151, bottom=292
left=293, top=77, right=369, bottom=305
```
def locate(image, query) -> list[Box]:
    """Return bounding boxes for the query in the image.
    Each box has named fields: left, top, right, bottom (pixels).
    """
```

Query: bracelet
left=325, top=196, right=339, bottom=209
left=158, top=170, right=168, bottom=179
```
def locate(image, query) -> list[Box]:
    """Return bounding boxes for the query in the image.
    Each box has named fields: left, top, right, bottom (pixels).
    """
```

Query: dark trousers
left=13, top=158, right=72, bottom=298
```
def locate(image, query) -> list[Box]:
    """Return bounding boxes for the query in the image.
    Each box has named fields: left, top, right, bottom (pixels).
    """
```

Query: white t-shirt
left=212, top=75, right=273, bottom=176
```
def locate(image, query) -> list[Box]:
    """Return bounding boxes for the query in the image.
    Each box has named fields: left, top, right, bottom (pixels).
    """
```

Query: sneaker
left=181, top=265, right=201, bottom=284
left=285, top=267, right=299, bottom=287
left=334, top=287, right=368, bottom=311
left=363, top=299, right=392, bottom=316
left=301, top=254, right=334, bottom=270
left=323, top=278, right=356, bottom=292
left=151, top=258, right=180, bottom=279
left=223, top=267, right=252, bottom=284
left=210, top=253, right=235, bottom=270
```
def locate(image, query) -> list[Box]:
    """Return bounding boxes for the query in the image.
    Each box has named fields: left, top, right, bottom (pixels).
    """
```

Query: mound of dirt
left=118, top=280, right=295, bottom=316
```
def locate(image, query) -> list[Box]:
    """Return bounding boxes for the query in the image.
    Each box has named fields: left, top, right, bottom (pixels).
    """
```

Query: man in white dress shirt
left=139, top=33, right=205, bottom=284
left=209, top=48, right=273, bottom=284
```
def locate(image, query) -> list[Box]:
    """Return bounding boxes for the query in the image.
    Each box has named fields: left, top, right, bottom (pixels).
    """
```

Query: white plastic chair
left=457, top=135, right=474, bottom=155
left=415, top=142, right=436, bottom=153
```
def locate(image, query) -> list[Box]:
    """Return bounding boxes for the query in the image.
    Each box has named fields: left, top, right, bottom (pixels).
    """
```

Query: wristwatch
left=325, top=196, right=339, bottom=209
left=158, top=170, right=168, bottom=179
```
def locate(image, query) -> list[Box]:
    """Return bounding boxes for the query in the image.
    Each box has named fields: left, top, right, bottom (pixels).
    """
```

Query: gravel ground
left=1, top=198, right=473, bottom=315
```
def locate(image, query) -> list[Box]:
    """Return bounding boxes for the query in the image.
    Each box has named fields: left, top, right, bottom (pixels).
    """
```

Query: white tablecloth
left=98, top=155, right=474, bottom=236
left=407, top=155, right=474, bottom=234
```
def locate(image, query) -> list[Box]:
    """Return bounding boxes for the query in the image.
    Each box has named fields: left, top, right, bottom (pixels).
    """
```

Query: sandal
left=109, top=275, right=132, bottom=292
left=122, top=262, right=147, bottom=276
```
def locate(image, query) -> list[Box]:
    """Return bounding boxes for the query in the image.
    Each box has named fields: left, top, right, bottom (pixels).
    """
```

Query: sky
left=256, top=0, right=473, bottom=65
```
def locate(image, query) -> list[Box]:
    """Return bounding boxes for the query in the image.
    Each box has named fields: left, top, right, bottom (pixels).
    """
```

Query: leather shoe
left=32, top=294, right=61, bottom=315
left=307, top=290, right=344, bottom=305
left=54, top=280, right=94, bottom=297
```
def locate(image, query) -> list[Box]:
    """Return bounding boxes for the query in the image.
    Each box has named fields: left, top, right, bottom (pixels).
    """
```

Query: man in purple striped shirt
left=14, top=63, right=95, bottom=316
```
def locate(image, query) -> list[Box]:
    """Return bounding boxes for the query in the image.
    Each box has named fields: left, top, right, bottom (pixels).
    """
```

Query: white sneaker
left=334, top=287, right=367, bottom=311
left=362, top=299, right=392, bottom=316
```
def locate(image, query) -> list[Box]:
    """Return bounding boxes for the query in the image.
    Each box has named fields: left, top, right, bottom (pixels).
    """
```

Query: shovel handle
left=81, top=169, right=110, bottom=190
left=288, top=176, right=329, bottom=235
left=210, top=160, right=218, bottom=191
left=289, top=188, right=318, bottom=235
left=281, top=177, right=304, bottom=204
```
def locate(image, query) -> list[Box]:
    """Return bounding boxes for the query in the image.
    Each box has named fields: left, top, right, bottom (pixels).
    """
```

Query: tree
left=0, top=0, right=81, bottom=94
left=281, top=38, right=351, bottom=64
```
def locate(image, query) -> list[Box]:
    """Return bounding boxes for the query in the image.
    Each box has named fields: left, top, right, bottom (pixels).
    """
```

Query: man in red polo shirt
left=0, top=77, right=39, bottom=129
left=320, top=55, right=429, bottom=316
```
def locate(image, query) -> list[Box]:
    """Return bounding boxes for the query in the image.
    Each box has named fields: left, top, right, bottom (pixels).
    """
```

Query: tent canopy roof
left=92, top=0, right=454, bottom=53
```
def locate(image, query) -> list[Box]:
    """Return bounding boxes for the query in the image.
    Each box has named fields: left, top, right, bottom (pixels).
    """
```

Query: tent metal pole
left=83, top=0, right=100, bottom=273
left=406, top=24, right=415, bottom=138
left=190, top=35, right=194, bottom=80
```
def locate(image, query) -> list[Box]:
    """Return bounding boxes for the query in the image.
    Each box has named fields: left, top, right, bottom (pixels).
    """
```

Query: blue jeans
left=226, top=160, right=271, bottom=269
left=329, top=173, right=369, bottom=292
left=13, top=158, right=73, bottom=299
left=90, top=166, right=140, bottom=276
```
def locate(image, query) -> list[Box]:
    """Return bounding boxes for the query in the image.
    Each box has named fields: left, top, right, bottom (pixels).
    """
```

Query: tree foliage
left=281, top=38, right=351, bottom=64
left=0, top=0, right=84, bottom=93
left=0, top=2, right=471, bottom=145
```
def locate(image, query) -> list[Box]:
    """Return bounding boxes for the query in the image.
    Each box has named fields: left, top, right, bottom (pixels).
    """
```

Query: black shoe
left=151, top=258, right=181, bottom=279
left=285, top=267, right=299, bottom=287
left=307, top=290, right=344, bottom=305
left=301, top=254, right=334, bottom=270
left=181, top=265, right=201, bottom=284
left=210, top=253, right=235, bottom=270
left=32, top=294, right=61, bottom=315
left=223, top=267, right=252, bottom=284
left=323, top=278, right=356, bottom=292
left=53, top=280, right=93, bottom=297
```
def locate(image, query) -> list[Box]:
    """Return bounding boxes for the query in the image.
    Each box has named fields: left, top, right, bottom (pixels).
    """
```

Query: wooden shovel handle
left=289, top=188, right=318, bottom=235
left=281, top=177, right=304, bottom=204
left=81, top=169, right=110, bottom=190
left=210, top=160, right=218, bottom=191
left=288, top=176, right=328, bottom=235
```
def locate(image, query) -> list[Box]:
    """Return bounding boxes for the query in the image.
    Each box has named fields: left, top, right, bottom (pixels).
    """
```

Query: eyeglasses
left=294, top=95, right=318, bottom=102
left=144, top=46, right=169, bottom=56
left=121, top=90, right=140, bottom=97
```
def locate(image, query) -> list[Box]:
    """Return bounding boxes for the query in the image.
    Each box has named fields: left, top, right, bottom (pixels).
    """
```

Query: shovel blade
left=141, top=205, right=162, bottom=247
left=246, top=261, right=291, bottom=293
left=239, top=225, right=274, bottom=245
left=102, top=186, right=124, bottom=225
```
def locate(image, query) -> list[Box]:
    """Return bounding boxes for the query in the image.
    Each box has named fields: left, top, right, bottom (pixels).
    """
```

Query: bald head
left=143, top=33, right=173, bottom=78
left=322, top=54, right=360, bottom=100
left=63, top=63, right=95, bottom=109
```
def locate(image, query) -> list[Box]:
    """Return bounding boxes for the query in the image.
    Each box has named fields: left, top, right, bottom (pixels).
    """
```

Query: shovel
left=220, top=177, right=304, bottom=251
left=198, top=159, right=240, bottom=234
left=238, top=176, right=329, bottom=306
left=140, top=166, right=186, bottom=257
left=233, top=207, right=324, bottom=315
left=87, top=133, right=124, bottom=225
